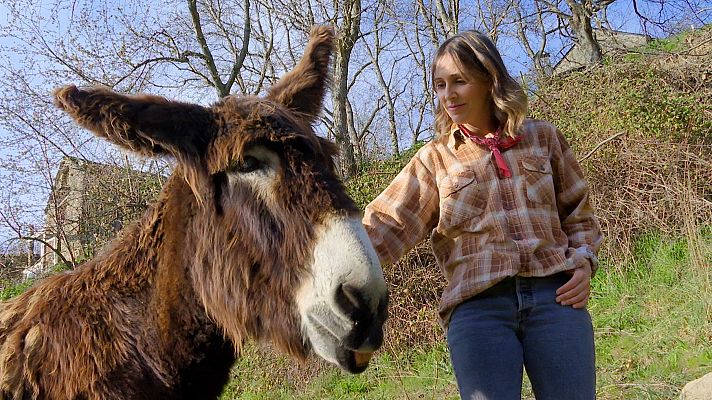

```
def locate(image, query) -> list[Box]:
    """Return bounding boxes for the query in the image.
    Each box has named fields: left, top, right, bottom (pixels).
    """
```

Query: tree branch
left=225, top=0, right=252, bottom=94
left=579, top=131, right=626, bottom=163
left=187, top=0, right=227, bottom=96
left=19, top=236, right=73, bottom=268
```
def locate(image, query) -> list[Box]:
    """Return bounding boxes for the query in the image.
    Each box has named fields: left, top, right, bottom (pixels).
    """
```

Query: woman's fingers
left=564, top=286, right=590, bottom=308
left=556, top=270, right=580, bottom=297
left=556, top=267, right=591, bottom=306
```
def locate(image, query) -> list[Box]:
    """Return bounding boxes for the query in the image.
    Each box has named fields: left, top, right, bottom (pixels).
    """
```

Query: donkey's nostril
left=335, top=284, right=363, bottom=318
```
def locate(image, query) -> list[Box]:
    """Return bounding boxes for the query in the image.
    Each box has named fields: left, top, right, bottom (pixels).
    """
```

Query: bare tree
left=514, top=0, right=555, bottom=77
left=565, top=0, right=615, bottom=65
left=1, top=0, right=708, bottom=261
left=468, top=0, right=517, bottom=42
left=416, top=0, right=458, bottom=45
left=0, top=0, right=272, bottom=270
left=392, top=0, right=446, bottom=145
left=331, top=0, right=363, bottom=175
left=510, top=0, right=616, bottom=72
left=510, top=0, right=707, bottom=78
left=363, top=3, right=406, bottom=156
left=186, top=0, right=252, bottom=97
left=630, top=0, right=710, bottom=34
left=436, top=0, right=460, bottom=36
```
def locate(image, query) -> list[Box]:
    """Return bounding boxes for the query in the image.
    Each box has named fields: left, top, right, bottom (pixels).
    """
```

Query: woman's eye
left=231, top=155, right=261, bottom=173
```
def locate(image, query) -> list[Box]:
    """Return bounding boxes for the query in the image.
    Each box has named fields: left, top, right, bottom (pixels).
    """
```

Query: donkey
left=0, top=27, right=388, bottom=399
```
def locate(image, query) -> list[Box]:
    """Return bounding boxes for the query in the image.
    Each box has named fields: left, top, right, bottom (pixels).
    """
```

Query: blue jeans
left=446, top=273, right=596, bottom=400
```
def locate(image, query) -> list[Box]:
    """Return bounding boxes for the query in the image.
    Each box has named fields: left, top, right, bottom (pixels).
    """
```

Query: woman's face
left=433, top=53, right=491, bottom=127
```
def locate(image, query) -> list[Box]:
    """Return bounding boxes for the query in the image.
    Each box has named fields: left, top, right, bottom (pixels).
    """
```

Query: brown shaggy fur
left=0, top=27, right=367, bottom=399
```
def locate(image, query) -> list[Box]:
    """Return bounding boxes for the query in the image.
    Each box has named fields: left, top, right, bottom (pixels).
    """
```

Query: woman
left=363, top=30, right=603, bottom=399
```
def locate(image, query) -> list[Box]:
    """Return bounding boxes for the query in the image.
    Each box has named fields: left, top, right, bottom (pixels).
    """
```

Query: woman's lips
left=448, top=104, right=463, bottom=111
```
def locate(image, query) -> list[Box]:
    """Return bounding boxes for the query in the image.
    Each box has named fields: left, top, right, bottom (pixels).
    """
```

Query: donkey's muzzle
left=297, top=214, right=389, bottom=374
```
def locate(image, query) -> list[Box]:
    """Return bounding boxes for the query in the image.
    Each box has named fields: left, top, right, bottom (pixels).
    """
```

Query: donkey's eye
left=230, top=155, right=262, bottom=173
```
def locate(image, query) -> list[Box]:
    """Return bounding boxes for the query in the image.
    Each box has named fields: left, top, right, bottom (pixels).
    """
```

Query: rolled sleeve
left=363, top=155, right=439, bottom=266
left=550, top=128, right=604, bottom=274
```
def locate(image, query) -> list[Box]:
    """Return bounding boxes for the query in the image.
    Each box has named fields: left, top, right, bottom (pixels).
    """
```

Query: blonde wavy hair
left=431, top=30, right=528, bottom=139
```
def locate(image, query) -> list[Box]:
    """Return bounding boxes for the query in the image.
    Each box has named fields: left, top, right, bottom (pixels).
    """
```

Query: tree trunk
left=332, top=49, right=357, bottom=175
left=331, top=0, right=362, bottom=176
left=368, top=16, right=400, bottom=157
left=566, top=0, right=603, bottom=66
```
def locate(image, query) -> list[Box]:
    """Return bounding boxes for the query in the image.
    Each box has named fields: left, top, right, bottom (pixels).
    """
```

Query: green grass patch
left=221, top=344, right=460, bottom=399
left=591, top=231, right=712, bottom=399
left=645, top=34, right=687, bottom=53
left=0, top=278, right=35, bottom=301
left=0, top=263, right=71, bottom=301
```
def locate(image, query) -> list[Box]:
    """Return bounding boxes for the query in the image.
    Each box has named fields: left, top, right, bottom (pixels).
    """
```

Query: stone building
left=24, top=156, right=164, bottom=277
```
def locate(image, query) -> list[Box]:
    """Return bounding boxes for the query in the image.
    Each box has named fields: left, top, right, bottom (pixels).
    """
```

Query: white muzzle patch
left=295, top=214, right=386, bottom=365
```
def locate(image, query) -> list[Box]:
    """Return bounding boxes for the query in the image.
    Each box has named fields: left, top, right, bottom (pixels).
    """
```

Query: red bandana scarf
left=458, top=124, right=523, bottom=178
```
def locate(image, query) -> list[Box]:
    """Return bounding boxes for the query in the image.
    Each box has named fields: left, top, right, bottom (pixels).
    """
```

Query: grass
left=0, top=278, right=35, bottom=301
left=0, top=263, right=70, bottom=301
left=222, top=229, right=712, bottom=399
left=221, top=343, right=459, bottom=399
left=591, top=231, right=711, bottom=399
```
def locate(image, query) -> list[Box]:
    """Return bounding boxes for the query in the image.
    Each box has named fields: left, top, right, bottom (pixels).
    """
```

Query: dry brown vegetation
left=532, top=27, right=711, bottom=265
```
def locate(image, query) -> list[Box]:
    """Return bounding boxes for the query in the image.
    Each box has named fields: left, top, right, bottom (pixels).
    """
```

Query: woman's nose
left=444, top=86, right=456, bottom=100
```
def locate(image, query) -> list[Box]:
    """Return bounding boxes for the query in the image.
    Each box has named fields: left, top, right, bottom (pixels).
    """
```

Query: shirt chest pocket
left=439, top=169, right=486, bottom=232
left=521, top=156, right=555, bottom=206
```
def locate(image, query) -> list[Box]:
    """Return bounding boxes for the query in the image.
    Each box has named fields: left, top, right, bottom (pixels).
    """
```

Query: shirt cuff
left=575, top=246, right=599, bottom=275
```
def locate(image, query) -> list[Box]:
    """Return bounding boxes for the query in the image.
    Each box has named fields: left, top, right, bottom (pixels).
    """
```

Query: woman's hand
left=556, top=263, right=592, bottom=308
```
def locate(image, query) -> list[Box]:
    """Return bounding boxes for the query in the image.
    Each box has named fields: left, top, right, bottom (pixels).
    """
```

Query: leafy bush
left=0, top=279, right=34, bottom=301
left=0, top=263, right=70, bottom=301
left=346, top=142, right=424, bottom=209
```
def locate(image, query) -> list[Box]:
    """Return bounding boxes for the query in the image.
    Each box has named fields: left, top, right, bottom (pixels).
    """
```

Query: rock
left=681, top=372, right=712, bottom=400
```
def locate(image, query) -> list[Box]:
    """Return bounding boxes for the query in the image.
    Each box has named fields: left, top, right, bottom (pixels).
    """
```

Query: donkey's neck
left=91, top=173, right=196, bottom=295
left=87, top=172, right=235, bottom=396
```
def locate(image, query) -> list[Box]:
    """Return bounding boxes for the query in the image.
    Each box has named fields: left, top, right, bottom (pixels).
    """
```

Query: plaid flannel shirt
left=363, top=119, right=603, bottom=326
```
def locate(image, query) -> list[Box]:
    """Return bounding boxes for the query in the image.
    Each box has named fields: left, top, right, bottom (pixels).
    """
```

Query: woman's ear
left=54, top=85, right=217, bottom=161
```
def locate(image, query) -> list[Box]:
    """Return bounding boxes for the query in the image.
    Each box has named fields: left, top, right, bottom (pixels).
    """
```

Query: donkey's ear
left=268, top=26, right=333, bottom=125
left=54, top=85, right=216, bottom=160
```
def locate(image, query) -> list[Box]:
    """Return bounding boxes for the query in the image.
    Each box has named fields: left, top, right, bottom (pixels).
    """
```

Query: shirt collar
left=446, top=124, right=466, bottom=150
